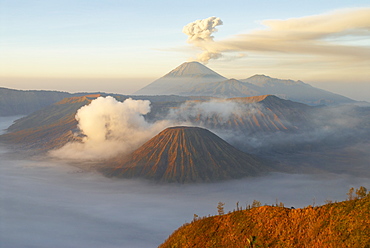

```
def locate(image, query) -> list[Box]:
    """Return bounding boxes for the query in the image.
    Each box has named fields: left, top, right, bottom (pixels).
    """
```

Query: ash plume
left=183, top=16, right=223, bottom=63
left=182, top=8, right=370, bottom=69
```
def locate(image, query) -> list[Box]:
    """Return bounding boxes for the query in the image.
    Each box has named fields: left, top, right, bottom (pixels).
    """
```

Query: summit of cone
left=103, top=126, right=272, bottom=183
left=163, top=61, right=226, bottom=78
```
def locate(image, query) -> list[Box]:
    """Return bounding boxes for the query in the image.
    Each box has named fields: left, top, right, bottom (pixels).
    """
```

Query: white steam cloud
left=167, top=100, right=259, bottom=125
left=183, top=16, right=223, bottom=63
left=50, top=97, right=264, bottom=160
left=50, top=96, right=171, bottom=160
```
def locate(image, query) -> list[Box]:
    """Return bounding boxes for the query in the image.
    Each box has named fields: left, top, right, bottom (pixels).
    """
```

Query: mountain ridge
left=134, top=62, right=355, bottom=105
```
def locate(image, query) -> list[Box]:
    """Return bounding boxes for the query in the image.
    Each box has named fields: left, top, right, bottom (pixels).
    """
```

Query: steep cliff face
left=103, top=126, right=272, bottom=183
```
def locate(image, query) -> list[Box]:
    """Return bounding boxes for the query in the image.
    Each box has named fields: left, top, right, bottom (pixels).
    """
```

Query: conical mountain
left=103, top=126, right=272, bottom=183
left=134, top=62, right=226, bottom=95
left=163, top=61, right=225, bottom=78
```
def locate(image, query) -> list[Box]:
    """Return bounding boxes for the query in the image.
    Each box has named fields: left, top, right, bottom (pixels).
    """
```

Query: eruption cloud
left=183, top=16, right=223, bottom=63
left=182, top=8, right=370, bottom=65
left=50, top=96, right=171, bottom=160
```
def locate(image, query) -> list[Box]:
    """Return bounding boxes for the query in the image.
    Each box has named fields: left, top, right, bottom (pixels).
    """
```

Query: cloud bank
left=184, top=8, right=370, bottom=63
left=1, top=153, right=369, bottom=248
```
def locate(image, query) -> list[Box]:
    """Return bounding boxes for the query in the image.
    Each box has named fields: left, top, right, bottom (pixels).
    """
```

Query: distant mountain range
left=103, top=126, right=273, bottom=183
left=134, top=61, right=354, bottom=105
left=0, top=94, right=313, bottom=153
left=0, top=61, right=360, bottom=117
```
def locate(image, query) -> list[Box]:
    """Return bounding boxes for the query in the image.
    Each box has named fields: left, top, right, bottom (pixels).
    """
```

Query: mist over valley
left=1, top=61, right=370, bottom=247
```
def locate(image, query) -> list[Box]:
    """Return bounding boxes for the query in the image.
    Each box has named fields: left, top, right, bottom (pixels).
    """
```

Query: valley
left=1, top=61, right=369, bottom=247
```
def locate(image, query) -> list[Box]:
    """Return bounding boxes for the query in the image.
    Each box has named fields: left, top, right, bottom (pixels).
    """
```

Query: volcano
left=134, top=61, right=226, bottom=95
left=103, top=126, right=272, bottom=183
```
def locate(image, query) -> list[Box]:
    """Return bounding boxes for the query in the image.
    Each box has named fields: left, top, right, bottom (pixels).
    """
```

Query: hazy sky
left=0, top=0, right=369, bottom=100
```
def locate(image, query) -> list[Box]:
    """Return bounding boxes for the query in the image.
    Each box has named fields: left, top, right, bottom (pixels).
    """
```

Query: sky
left=0, top=0, right=369, bottom=101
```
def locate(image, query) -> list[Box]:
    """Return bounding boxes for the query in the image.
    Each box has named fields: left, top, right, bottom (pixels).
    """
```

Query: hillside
left=0, top=95, right=99, bottom=151
left=167, top=95, right=313, bottom=134
left=179, top=79, right=260, bottom=98
left=240, top=75, right=354, bottom=105
left=103, top=126, right=272, bottom=183
left=0, top=87, right=72, bottom=116
left=160, top=192, right=370, bottom=247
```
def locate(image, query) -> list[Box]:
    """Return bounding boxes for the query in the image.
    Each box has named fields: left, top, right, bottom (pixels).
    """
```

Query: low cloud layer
left=50, top=97, right=171, bottom=160
left=1, top=151, right=369, bottom=248
left=184, top=8, right=370, bottom=69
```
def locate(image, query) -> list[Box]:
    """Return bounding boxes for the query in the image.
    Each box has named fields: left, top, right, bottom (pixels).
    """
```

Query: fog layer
left=1, top=121, right=370, bottom=248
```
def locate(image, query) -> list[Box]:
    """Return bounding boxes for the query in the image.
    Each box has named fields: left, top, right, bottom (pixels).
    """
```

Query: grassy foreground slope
left=160, top=194, right=370, bottom=248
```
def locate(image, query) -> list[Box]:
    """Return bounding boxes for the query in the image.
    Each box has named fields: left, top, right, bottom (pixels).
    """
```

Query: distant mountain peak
left=249, top=74, right=272, bottom=79
left=242, top=74, right=303, bottom=87
left=164, top=61, right=226, bottom=79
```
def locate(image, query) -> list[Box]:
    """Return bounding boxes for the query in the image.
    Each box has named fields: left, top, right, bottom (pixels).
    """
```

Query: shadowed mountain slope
left=240, top=75, right=354, bottom=105
left=0, top=87, right=73, bottom=116
left=103, top=126, right=272, bottom=183
left=160, top=194, right=370, bottom=248
left=0, top=95, right=101, bottom=151
left=167, top=95, right=313, bottom=134
left=134, top=61, right=227, bottom=95
left=179, top=78, right=260, bottom=98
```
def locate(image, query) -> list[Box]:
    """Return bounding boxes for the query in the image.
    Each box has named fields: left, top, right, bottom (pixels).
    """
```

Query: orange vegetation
left=160, top=193, right=370, bottom=248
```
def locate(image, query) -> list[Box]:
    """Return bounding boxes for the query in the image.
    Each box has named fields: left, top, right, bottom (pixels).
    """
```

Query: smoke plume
left=183, top=16, right=223, bottom=63
left=167, top=99, right=259, bottom=125
left=50, top=96, right=171, bottom=160
left=182, top=8, right=370, bottom=69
